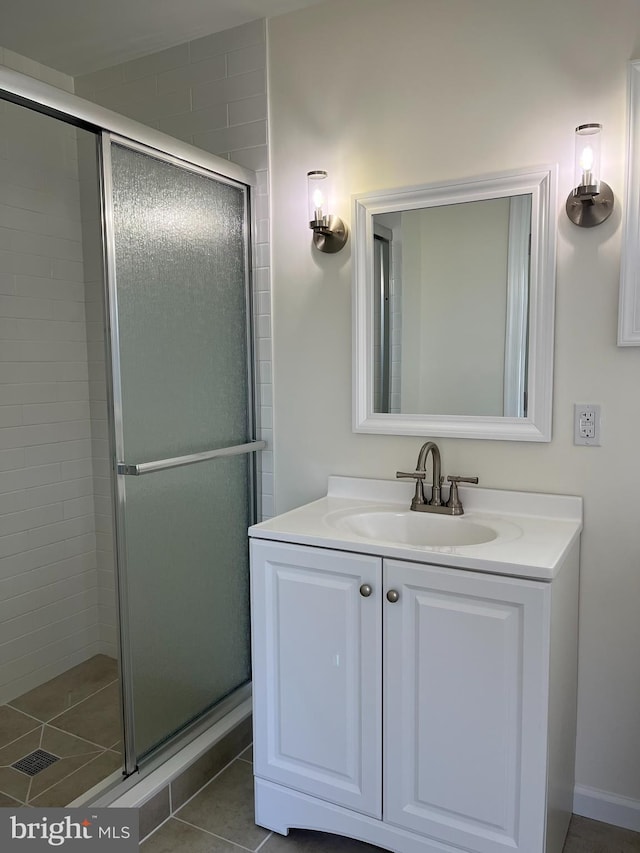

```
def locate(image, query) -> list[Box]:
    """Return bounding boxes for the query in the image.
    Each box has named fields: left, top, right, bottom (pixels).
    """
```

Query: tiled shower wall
left=75, top=18, right=274, bottom=518
left=0, top=49, right=112, bottom=703
left=76, top=136, right=118, bottom=659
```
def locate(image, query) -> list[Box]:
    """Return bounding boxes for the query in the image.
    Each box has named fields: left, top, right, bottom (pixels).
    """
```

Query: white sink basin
left=250, top=477, right=583, bottom=579
left=326, top=507, right=499, bottom=547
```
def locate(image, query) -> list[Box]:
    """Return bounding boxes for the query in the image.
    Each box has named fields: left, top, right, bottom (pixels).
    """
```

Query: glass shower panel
left=110, top=144, right=249, bottom=461
left=107, top=141, right=253, bottom=763
left=124, top=457, right=251, bottom=757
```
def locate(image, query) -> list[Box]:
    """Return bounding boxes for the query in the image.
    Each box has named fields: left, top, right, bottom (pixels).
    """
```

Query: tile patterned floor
left=2, top=657, right=635, bottom=853
left=141, top=746, right=640, bottom=852
left=0, top=654, right=122, bottom=806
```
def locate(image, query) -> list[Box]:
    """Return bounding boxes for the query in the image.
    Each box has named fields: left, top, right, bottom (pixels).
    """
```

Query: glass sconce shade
left=306, top=169, right=348, bottom=252
left=307, top=170, right=329, bottom=225
left=566, top=122, right=614, bottom=227
left=574, top=123, right=602, bottom=194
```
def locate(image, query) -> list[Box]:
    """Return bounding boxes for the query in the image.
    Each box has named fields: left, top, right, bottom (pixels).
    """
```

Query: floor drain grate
left=12, top=749, right=60, bottom=776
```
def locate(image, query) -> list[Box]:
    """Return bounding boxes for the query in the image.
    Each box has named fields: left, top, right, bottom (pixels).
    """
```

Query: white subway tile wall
left=0, top=49, right=113, bottom=703
left=77, top=132, right=118, bottom=658
left=75, top=18, right=273, bottom=519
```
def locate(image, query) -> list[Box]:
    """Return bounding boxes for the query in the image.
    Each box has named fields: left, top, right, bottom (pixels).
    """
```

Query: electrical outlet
left=574, top=404, right=601, bottom=446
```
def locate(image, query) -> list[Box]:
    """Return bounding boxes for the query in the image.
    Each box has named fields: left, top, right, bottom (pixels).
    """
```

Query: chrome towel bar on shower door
left=117, top=440, right=266, bottom=476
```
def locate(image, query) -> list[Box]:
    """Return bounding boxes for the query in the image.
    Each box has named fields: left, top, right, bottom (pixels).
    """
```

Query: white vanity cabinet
left=382, top=558, right=549, bottom=853
left=250, top=540, right=382, bottom=818
left=250, top=532, right=579, bottom=853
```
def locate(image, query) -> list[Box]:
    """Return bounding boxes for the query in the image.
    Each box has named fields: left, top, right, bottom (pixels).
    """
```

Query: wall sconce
left=307, top=170, right=348, bottom=252
left=565, top=123, right=614, bottom=227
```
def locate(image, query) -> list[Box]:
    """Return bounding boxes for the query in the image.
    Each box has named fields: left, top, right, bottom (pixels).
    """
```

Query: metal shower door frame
left=101, top=132, right=263, bottom=775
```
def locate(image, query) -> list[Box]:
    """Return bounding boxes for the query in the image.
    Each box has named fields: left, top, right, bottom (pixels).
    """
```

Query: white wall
left=268, top=0, right=640, bottom=824
left=75, top=18, right=275, bottom=517
left=0, top=49, right=107, bottom=702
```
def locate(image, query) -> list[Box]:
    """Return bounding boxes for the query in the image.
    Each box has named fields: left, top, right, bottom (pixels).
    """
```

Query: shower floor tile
left=49, top=681, right=121, bottom=748
left=0, top=791, right=22, bottom=807
left=0, top=655, right=122, bottom=807
left=30, top=749, right=122, bottom=808
left=0, top=705, right=41, bottom=748
left=0, top=726, right=41, bottom=764
left=28, top=729, right=103, bottom=800
left=8, top=654, right=118, bottom=722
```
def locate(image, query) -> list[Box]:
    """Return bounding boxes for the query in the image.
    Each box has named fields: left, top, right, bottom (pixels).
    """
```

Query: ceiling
left=0, top=0, right=324, bottom=77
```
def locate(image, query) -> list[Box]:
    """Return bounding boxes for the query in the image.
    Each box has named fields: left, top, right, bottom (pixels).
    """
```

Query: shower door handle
left=117, top=440, right=266, bottom=476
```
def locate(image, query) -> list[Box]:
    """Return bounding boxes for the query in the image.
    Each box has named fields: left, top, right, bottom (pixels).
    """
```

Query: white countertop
left=249, top=476, right=583, bottom=581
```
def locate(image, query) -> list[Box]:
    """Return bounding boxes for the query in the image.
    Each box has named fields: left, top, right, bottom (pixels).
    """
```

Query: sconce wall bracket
left=310, top=214, right=349, bottom=253
left=565, top=180, right=614, bottom=227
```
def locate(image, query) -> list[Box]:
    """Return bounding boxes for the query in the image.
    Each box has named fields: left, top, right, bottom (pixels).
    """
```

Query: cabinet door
left=383, top=559, right=550, bottom=853
left=251, top=540, right=382, bottom=818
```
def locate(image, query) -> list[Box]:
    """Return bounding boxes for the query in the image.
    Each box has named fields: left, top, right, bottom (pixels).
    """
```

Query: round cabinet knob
left=386, top=589, right=400, bottom=603
left=359, top=584, right=373, bottom=598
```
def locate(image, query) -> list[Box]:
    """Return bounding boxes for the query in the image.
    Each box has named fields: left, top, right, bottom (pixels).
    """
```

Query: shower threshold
left=75, top=684, right=252, bottom=810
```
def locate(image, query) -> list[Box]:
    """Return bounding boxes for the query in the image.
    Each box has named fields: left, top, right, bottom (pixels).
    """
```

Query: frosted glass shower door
left=103, top=138, right=260, bottom=769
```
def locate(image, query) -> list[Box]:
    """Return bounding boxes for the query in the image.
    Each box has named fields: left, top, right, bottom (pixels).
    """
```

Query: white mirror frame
left=618, top=60, right=640, bottom=345
left=352, top=165, right=558, bottom=441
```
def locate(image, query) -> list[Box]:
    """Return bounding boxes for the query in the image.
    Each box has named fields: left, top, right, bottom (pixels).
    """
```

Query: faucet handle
left=446, top=475, right=479, bottom=515
left=397, top=470, right=427, bottom=507
left=447, top=475, right=479, bottom=486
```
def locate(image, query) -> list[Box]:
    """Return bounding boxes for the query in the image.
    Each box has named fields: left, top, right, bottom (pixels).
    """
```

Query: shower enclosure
left=0, top=67, right=262, bottom=801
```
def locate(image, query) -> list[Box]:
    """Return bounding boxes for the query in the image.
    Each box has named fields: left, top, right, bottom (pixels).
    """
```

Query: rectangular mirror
left=353, top=166, right=557, bottom=441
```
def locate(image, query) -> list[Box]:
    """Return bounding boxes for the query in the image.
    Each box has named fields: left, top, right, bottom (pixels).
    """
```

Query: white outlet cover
left=574, top=403, right=601, bottom=446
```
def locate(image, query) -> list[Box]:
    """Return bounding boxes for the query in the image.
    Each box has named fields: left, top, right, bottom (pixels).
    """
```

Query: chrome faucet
left=396, top=440, right=478, bottom=515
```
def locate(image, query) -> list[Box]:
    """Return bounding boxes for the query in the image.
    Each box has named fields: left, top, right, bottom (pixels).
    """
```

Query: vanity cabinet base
left=255, top=777, right=465, bottom=853
left=255, top=776, right=572, bottom=853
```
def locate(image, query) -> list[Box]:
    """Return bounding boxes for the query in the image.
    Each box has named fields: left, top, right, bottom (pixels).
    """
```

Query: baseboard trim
left=573, top=784, right=640, bottom=832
